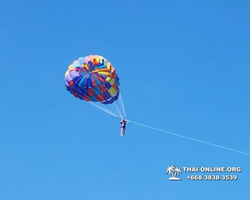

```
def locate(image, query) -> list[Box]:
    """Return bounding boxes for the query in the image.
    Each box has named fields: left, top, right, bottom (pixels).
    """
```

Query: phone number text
left=187, top=175, right=238, bottom=181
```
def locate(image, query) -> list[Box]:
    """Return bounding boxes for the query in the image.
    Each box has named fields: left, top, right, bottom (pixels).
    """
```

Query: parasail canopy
left=64, top=55, right=126, bottom=119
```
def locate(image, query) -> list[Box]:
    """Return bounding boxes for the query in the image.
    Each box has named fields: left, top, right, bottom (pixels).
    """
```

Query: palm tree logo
left=166, top=165, right=182, bottom=181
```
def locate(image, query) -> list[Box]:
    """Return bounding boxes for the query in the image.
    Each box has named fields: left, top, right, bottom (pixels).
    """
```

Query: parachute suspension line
left=98, top=91, right=121, bottom=117
left=89, top=102, right=119, bottom=118
left=70, top=84, right=121, bottom=118
left=114, top=102, right=123, bottom=119
left=69, top=80, right=125, bottom=118
left=127, top=120, right=250, bottom=156
left=118, top=91, right=126, bottom=119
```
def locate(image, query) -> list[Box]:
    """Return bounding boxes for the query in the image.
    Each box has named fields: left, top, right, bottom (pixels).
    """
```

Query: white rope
left=119, top=92, right=126, bottom=118
left=89, top=102, right=120, bottom=118
left=127, top=120, right=250, bottom=156
left=114, top=101, right=123, bottom=119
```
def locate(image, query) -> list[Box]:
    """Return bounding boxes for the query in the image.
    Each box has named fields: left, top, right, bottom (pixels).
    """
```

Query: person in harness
left=120, top=119, right=127, bottom=137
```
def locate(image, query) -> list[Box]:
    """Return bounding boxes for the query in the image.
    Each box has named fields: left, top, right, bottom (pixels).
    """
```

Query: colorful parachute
left=64, top=55, right=126, bottom=119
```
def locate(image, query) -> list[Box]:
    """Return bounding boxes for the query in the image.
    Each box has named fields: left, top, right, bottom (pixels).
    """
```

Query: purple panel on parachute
left=104, top=81, right=112, bottom=90
left=72, top=84, right=81, bottom=95
left=101, top=91, right=119, bottom=104
left=109, top=98, right=115, bottom=104
left=98, top=74, right=106, bottom=80
left=83, top=78, right=91, bottom=88
left=70, top=70, right=79, bottom=78
left=74, top=76, right=81, bottom=85
left=65, top=86, right=70, bottom=91
left=87, top=77, right=92, bottom=87
left=64, top=80, right=69, bottom=87
left=114, top=92, right=119, bottom=100
left=103, top=91, right=111, bottom=99
left=65, top=70, right=79, bottom=83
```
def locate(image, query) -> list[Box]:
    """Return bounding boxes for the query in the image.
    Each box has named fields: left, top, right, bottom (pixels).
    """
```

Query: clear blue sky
left=1, top=0, right=249, bottom=199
